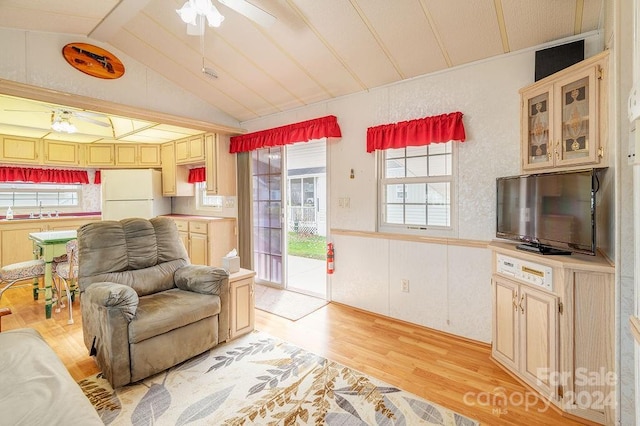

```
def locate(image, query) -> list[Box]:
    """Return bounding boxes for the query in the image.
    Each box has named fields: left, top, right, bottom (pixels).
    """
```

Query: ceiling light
left=51, top=112, right=77, bottom=134
left=177, top=0, right=224, bottom=29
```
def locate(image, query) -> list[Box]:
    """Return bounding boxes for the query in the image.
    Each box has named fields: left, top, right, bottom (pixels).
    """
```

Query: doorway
left=251, top=140, right=327, bottom=300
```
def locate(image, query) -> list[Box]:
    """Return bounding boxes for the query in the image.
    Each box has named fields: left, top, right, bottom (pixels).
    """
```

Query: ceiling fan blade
left=74, top=110, right=108, bottom=119
left=4, top=109, right=50, bottom=113
left=217, top=0, right=276, bottom=28
left=74, top=115, right=111, bottom=127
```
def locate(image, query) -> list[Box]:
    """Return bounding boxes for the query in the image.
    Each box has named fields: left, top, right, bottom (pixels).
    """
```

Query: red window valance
left=230, top=115, right=342, bottom=153
left=94, top=170, right=101, bottom=184
left=188, top=167, right=206, bottom=183
left=366, top=111, right=466, bottom=153
left=0, top=167, right=89, bottom=184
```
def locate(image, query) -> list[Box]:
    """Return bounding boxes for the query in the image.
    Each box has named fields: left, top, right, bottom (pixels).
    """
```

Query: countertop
left=162, top=214, right=235, bottom=221
left=1, top=213, right=101, bottom=222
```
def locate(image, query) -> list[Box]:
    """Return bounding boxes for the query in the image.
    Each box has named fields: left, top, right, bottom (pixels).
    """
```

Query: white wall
left=0, top=28, right=240, bottom=129
left=239, top=34, right=603, bottom=344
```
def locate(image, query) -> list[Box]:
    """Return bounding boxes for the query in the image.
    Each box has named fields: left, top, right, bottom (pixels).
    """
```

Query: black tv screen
left=496, top=169, right=596, bottom=255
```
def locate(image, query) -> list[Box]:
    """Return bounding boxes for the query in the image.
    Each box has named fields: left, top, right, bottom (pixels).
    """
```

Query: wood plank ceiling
left=0, top=0, right=603, bottom=142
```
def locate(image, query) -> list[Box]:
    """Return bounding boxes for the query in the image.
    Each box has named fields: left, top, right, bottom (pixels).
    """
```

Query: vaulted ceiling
left=0, top=0, right=604, bottom=141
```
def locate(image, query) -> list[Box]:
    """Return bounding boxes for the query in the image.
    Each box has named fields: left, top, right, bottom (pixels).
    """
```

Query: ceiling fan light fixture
left=176, top=1, right=198, bottom=25
left=51, top=117, right=77, bottom=134
left=177, top=0, right=224, bottom=28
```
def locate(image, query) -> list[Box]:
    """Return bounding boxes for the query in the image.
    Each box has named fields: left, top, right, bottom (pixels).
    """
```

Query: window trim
left=196, top=182, right=223, bottom=210
left=0, top=182, right=81, bottom=210
left=377, top=142, right=458, bottom=238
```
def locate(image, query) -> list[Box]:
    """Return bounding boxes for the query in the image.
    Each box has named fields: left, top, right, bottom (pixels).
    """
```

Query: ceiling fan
left=176, top=0, right=277, bottom=36
left=4, top=106, right=112, bottom=133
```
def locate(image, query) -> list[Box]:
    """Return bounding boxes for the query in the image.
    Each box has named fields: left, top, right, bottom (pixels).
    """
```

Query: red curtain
left=230, top=115, right=342, bottom=153
left=0, top=167, right=89, bottom=184
left=366, top=111, right=466, bottom=153
left=188, top=167, right=206, bottom=183
left=94, top=170, right=101, bottom=184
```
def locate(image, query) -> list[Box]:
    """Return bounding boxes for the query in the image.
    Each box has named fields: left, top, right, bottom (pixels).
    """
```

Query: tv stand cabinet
left=489, top=241, right=614, bottom=425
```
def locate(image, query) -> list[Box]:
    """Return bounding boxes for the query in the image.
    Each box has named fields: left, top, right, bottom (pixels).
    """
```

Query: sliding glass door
left=252, top=147, right=283, bottom=287
left=252, top=140, right=327, bottom=298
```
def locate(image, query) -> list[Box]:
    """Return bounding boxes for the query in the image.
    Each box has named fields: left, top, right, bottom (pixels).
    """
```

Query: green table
left=29, top=230, right=76, bottom=319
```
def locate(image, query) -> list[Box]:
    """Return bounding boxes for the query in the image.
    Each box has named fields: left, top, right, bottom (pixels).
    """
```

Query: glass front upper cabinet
left=520, top=52, right=606, bottom=172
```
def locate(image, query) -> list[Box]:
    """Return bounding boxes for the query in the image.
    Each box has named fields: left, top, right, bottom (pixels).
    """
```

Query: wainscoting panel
left=388, top=240, right=449, bottom=332
left=330, top=234, right=390, bottom=314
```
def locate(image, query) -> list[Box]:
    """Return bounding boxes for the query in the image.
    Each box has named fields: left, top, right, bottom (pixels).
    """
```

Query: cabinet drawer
left=189, top=221, right=208, bottom=234
left=173, top=219, right=188, bottom=231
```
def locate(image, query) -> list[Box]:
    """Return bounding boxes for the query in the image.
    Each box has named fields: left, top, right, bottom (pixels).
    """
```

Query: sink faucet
left=39, top=202, right=43, bottom=219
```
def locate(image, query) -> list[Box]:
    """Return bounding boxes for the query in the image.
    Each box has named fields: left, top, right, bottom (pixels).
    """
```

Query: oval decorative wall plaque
left=62, top=43, right=125, bottom=79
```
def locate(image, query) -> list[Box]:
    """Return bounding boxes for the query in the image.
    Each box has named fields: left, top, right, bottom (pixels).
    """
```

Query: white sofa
left=0, top=328, right=102, bottom=425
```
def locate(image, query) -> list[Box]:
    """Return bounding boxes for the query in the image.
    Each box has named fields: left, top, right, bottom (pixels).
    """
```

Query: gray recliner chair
left=78, top=217, right=229, bottom=388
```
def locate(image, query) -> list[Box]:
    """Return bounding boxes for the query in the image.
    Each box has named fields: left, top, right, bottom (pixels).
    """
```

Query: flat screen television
left=496, top=169, right=598, bottom=256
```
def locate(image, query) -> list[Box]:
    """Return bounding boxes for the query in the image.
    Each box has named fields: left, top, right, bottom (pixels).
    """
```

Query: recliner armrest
left=174, top=265, right=229, bottom=295
left=83, top=282, right=139, bottom=321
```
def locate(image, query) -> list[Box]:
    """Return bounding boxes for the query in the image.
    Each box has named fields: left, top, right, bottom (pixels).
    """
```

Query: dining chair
left=52, top=239, right=77, bottom=324
left=0, top=259, right=46, bottom=327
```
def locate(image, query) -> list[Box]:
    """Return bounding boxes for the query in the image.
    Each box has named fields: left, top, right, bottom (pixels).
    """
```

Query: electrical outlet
left=401, top=279, right=409, bottom=293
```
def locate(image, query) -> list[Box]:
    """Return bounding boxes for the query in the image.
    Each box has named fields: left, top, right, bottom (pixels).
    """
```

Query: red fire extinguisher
left=327, top=243, right=335, bottom=274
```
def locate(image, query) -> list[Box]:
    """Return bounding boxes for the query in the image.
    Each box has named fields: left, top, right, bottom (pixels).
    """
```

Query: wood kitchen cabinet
left=167, top=216, right=237, bottom=268
left=115, top=144, right=161, bottom=167
left=43, top=140, right=80, bottom=166
left=229, top=268, right=256, bottom=339
left=175, top=135, right=205, bottom=164
left=0, top=136, right=40, bottom=164
left=0, top=216, right=100, bottom=266
left=161, top=142, right=193, bottom=196
left=205, top=133, right=236, bottom=196
left=85, top=144, right=115, bottom=167
left=490, top=241, right=614, bottom=425
left=520, top=51, right=609, bottom=173
left=493, top=275, right=558, bottom=397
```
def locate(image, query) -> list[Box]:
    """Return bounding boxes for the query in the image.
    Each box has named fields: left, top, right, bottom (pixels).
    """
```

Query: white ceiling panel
left=502, top=1, right=578, bottom=51
left=426, top=0, right=505, bottom=65
left=355, top=0, right=447, bottom=79
left=0, top=0, right=607, bottom=136
left=292, top=0, right=401, bottom=89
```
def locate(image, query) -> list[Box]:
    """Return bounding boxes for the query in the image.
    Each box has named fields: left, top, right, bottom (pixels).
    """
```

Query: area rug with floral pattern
left=78, top=331, right=479, bottom=425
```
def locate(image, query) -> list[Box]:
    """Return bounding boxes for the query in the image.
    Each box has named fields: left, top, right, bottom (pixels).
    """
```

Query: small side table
left=228, top=268, right=256, bottom=340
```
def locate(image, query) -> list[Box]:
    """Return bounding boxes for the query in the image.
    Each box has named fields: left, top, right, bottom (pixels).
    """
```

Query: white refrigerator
left=101, top=169, right=171, bottom=220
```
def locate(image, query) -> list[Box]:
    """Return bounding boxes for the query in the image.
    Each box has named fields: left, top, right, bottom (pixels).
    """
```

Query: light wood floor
left=1, top=285, right=591, bottom=425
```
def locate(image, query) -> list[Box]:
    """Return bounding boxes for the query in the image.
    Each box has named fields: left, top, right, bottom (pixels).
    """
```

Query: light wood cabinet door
left=86, top=144, right=115, bottom=166
left=188, top=135, right=205, bottom=162
left=519, top=284, right=558, bottom=398
left=520, top=51, right=607, bottom=173
left=43, top=140, right=79, bottom=166
left=205, top=133, right=237, bottom=196
left=161, top=143, right=177, bottom=196
left=175, top=138, right=190, bottom=164
left=229, top=275, right=255, bottom=339
left=493, top=275, right=558, bottom=399
left=189, top=232, right=208, bottom=265
left=161, top=142, right=193, bottom=196
left=114, top=144, right=137, bottom=166
left=138, top=144, right=161, bottom=166
left=1, top=136, right=40, bottom=164
left=114, top=144, right=161, bottom=167
left=176, top=135, right=205, bottom=164
left=492, top=277, right=519, bottom=372
left=1, top=226, right=43, bottom=266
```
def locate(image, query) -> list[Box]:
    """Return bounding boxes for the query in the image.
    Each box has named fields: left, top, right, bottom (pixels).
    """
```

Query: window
left=0, top=183, right=80, bottom=209
left=378, top=142, right=456, bottom=235
left=197, top=182, right=223, bottom=209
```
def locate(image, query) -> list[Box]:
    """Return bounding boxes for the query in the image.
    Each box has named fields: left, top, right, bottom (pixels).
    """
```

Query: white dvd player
left=496, top=254, right=553, bottom=291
